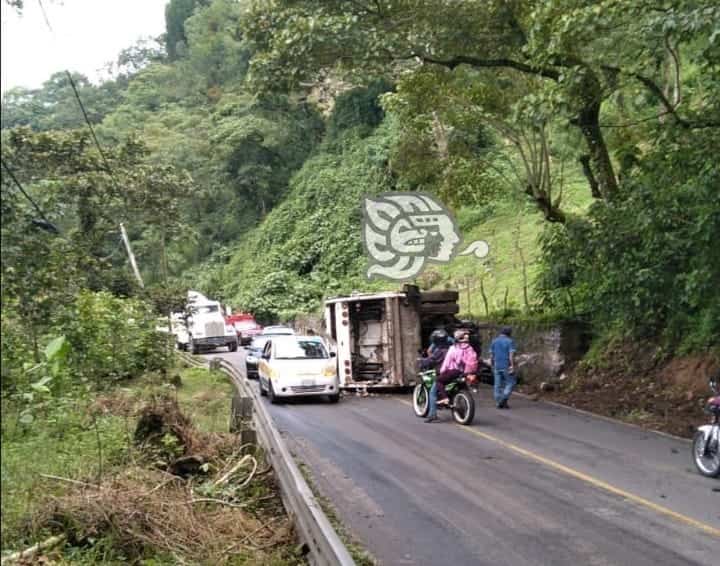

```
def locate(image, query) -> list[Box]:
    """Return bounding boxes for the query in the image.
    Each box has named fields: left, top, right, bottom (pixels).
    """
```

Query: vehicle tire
left=228, top=341, right=238, bottom=352
left=268, top=382, right=281, bottom=404
left=413, top=384, right=430, bottom=418
left=452, top=390, right=475, bottom=426
left=259, top=378, right=267, bottom=396
left=328, top=393, right=340, bottom=404
left=189, top=338, right=199, bottom=355
left=692, top=430, right=720, bottom=478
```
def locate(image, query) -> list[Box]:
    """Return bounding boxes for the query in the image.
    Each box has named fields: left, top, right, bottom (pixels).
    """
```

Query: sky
left=1, top=0, right=168, bottom=94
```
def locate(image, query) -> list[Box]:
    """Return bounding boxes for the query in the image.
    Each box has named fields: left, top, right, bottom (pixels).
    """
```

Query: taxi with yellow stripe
left=258, top=335, right=339, bottom=404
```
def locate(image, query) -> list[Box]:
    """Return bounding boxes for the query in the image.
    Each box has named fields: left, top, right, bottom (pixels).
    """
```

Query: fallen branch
left=39, top=474, right=97, bottom=489
left=187, top=497, right=250, bottom=509
left=1, top=534, right=66, bottom=565
left=214, top=455, right=251, bottom=487
left=236, top=456, right=258, bottom=489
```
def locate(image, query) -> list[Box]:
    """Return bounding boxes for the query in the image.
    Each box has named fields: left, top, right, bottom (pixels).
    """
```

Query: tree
left=2, top=128, right=194, bottom=291
left=164, top=0, right=210, bottom=59
left=243, top=0, right=720, bottom=213
left=1, top=71, right=125, bottom=132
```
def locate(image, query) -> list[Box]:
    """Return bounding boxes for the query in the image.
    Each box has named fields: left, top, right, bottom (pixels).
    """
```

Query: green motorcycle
left=413, top=369, right=475, bottom=425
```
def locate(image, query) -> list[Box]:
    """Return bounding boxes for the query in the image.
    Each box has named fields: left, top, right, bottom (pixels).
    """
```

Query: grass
left=435, top=177, right=595, bottom=318
left=0, top=366, right=300, bottom=564
left=173, top=367, right=234, bottom=434
left=1, top=397, right=130, bottom=551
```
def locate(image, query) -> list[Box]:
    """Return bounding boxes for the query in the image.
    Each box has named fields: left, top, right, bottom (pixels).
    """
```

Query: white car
left=258, top=335, right=339, bottom=403
left=262, top=325, right=295, bottom=336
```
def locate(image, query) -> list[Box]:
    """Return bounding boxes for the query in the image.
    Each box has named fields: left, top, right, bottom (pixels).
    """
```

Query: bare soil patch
left=522, top=343, right=719, bottom=438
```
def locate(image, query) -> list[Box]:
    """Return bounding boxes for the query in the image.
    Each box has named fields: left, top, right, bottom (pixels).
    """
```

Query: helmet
left=430, top=329, right=448, bottom=346
left=453, top=329, right=469, bottom=342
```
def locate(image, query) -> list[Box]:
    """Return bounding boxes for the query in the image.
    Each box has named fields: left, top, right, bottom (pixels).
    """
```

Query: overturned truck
left=324, top=285, right=461, bottom=390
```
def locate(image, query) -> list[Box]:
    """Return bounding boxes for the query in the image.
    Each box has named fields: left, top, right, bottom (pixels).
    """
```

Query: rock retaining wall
left=472, top=320, right=593, bottom=383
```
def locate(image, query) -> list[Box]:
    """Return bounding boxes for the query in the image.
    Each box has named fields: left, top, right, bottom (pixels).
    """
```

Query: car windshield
left=274, top=339, right=328, bottom=360
left=264, top=326, right=293, bottom=334
left=250, top=337, right=269, bottom=349
left=191, top=304, right=219, bottom=314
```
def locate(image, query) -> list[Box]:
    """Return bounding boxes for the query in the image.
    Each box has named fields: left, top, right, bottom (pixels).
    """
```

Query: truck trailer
left=324, top=285, right=461, bottom=390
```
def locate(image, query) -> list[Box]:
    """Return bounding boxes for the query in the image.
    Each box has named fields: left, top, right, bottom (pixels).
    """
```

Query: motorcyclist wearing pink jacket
left=436, top=331, right=478, bottom=404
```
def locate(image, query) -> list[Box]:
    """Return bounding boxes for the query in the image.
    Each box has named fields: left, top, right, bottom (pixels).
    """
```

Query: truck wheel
left=228, top=341, right=238, bottom=352
left=327, top=393, right=340, bottom=404
left=189, top=338, right=199, bottom=355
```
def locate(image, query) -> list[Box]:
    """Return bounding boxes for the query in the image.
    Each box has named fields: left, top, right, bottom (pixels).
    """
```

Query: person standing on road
left=426, top=330, right=478, bottom=423
left=491, top=326, right=517, bottom=409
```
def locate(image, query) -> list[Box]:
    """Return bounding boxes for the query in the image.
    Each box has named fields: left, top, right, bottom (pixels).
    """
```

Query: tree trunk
left=573, top=71, right=618, bottom=198
left=579, top=155, right=601, bottom=198
left=526, top=185, right=566, bottom=223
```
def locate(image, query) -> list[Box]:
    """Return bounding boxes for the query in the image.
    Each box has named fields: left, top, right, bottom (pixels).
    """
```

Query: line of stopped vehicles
left=158, top=289, right=720, bottom=477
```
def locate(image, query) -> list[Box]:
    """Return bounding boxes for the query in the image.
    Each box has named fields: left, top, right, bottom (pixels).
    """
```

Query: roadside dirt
left=521, top=344, right=719, bottom=439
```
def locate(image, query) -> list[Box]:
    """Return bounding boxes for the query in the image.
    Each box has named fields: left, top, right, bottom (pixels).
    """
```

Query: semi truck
left=174, top=291, right=238, bottom=354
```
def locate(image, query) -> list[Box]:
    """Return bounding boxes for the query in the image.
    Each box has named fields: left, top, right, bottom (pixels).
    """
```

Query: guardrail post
left=209, top=357, right=222, bottom=371
left=230, top=393, right=255, bottom=450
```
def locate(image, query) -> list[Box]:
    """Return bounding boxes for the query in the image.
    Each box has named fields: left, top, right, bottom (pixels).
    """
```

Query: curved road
left=214, top=350, right=719, bottom=566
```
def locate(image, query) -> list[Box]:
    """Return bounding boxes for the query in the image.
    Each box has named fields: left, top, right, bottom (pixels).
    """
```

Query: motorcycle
left=412, top=369, right=475, bottom=425
left=692, top=376, right=720, bottom=478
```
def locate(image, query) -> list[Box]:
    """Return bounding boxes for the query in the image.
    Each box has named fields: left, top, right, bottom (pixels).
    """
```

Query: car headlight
left=322, top=367, right=337, bottom=378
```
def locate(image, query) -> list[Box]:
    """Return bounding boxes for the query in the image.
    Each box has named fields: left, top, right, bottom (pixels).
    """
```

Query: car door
left=258, top=340, right=273, bottom=388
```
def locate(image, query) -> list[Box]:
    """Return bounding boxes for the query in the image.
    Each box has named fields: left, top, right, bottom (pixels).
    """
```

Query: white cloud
left=1, top=0, right=168, bottom=93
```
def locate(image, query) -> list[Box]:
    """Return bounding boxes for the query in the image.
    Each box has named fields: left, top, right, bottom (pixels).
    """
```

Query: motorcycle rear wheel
left=452, top=390, right=475, bottom=426
left=692, top=430, right=720, bottom=477
left=413, top=384, right=430, bottom=418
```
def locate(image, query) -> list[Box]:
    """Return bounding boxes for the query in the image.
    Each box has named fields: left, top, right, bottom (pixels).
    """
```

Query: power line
left=1, top=156, right=59, bottom=233
left=36, top=0, right=123, bottom=193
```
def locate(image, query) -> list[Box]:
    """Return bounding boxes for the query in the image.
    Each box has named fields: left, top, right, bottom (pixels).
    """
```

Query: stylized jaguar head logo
left=362, top=192, right=486, bottom=281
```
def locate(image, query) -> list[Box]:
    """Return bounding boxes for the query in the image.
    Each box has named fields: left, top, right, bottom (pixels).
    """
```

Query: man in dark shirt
left=490, top=326, right=517, bottom=409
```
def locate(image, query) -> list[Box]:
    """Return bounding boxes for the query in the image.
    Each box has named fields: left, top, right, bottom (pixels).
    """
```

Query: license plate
left=302, top=379, right=315, bottom=386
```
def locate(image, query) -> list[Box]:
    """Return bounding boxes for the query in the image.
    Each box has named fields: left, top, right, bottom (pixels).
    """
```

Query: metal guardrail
left=176, top=351, right=355, bottom=566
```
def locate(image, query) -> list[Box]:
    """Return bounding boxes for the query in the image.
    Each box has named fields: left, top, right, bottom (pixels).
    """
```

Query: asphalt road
left=211, top=349, right=720, bottom=566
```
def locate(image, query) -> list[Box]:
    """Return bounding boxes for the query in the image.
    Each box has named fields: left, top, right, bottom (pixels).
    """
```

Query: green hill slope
left=200, top=117, right=594, bottom=322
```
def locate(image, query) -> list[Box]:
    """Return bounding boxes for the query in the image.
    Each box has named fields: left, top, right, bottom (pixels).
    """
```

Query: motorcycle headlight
left=246, top=355, right=257, bottom=364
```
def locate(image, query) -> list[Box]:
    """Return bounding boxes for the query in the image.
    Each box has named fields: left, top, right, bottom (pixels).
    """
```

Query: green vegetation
left=2, top=0, right=719, bottom=554
left=4, top=0, right=717, bottom=352
left=1, top=367, right=303, bottom=564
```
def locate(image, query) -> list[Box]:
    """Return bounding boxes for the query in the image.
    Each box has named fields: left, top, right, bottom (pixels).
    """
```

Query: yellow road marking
left=398, top=399, right=720, bottom=538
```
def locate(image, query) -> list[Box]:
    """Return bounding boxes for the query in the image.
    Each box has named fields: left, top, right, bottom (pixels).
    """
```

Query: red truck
left=225, top=312, right=263, bottom=346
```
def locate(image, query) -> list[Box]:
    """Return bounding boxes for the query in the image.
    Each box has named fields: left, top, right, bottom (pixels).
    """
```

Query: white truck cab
left=177, top=291, right=238, bottom=354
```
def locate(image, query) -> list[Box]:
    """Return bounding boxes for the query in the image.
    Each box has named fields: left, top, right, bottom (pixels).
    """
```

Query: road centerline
left=398, top=398, right=720, bottom=538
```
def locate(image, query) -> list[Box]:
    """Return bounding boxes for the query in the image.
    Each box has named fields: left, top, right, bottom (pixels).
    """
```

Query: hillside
left=192, top=106, right=595, bottom=323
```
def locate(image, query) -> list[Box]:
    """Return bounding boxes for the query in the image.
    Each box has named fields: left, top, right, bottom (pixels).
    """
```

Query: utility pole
left=120, top=222, right=144, bottom=288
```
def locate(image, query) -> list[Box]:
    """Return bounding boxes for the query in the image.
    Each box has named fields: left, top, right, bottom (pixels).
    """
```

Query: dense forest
left=2, top=0, right=719, bottom=560
left=4, top=0, right=719, bottom=349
